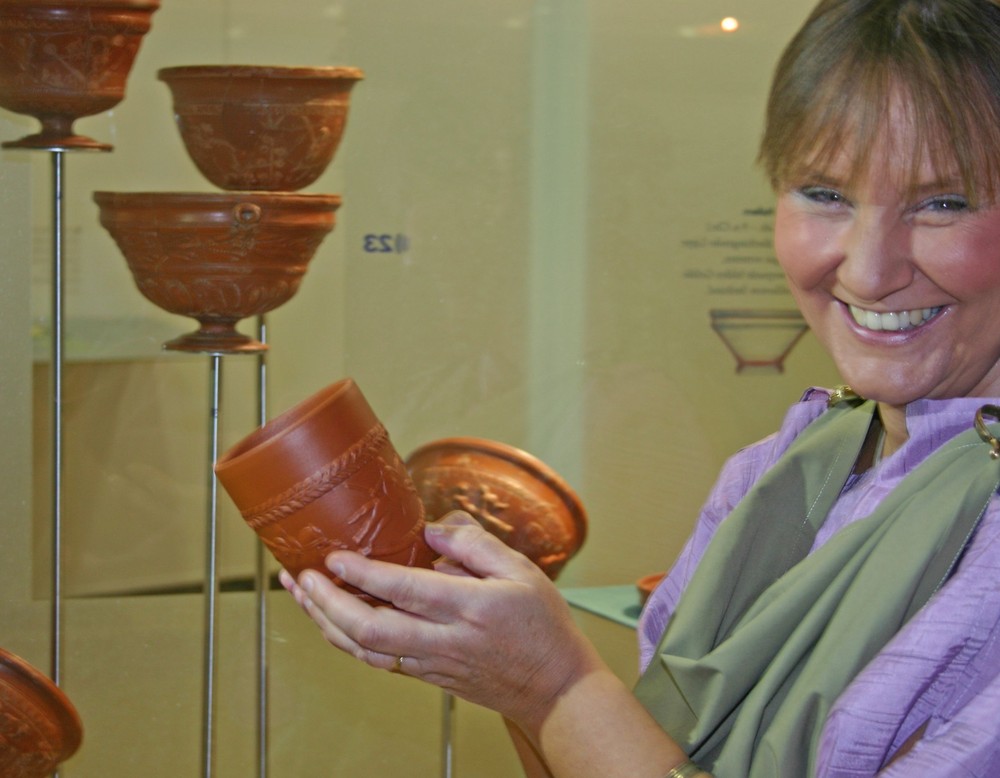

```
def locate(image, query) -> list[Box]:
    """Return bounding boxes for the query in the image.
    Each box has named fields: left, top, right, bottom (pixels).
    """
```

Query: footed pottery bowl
left=0, top=647, right=83, bottom=777
left=158, top=64, right=364, bottom=191
left=405, top=437, right=587, bottom=580
left=93, top=191, right=340, bottom=353
left=0, top=0, right=159, bottom=151
left=215, top=378, right=436, bottom=606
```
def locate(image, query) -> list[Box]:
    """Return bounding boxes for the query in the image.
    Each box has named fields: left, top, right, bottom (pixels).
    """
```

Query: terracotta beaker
left=93, top=191, right=340, bottom=353
left=215, top=379, right=436, bottom=606
left=0, top=647, right=83, bottom=777
left=158, top=65, right=364, bottom=191
left=0, top=0, right=159, bottom=151
left=405, top=438, right=587, bottom=580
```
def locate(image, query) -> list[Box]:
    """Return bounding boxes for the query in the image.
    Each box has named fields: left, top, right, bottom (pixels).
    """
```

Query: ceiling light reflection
left=679, top=17, right=743, bottom=38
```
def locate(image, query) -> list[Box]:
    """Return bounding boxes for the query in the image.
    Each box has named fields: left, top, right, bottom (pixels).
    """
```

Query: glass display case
left=0, top=0, right=839, bottom=774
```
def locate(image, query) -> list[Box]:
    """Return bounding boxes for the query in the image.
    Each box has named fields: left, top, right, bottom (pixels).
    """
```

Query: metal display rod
left=10, top=139, right=107, bottom=702
left=50, top=150, right=66, bottom=693
left=441, top=692, right=455, bottom=778
left=44, top=145, right=103, bottom=778
left=255, top=315, right=270, bottom=778
left=201, top=355, right=224, bottom=778
left=201, top=316, right=272, bottom=778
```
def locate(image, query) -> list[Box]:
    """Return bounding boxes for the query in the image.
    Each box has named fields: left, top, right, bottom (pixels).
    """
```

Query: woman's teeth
left=849, top=305, right=942, bottom=332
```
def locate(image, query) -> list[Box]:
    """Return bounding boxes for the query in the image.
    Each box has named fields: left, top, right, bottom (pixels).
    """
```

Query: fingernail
left=301, top=573, right=315, bottom=593
left=323, top=551, right=347, bottom=579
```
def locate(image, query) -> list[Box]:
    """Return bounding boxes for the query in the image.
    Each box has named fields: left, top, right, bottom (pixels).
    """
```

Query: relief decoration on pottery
left=108, top=229, right=324, bottom=316
left=135, top=276, right=301, bottom=319
left=0, top=682, right=61, bottom=775
left=244, top=423, right=391, bottom=528
left=110, top=213, right=325, bottom=261
left=0, top=30, right=141, bottom=94
left=415, top=466, right=572, bottom=571
left=259, top=448, right=427, bottom=567
left=178, top=104, right=348, bottom=188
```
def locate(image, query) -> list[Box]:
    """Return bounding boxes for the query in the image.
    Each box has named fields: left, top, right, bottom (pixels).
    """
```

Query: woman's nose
left=836, top=210, right=914, bottom=303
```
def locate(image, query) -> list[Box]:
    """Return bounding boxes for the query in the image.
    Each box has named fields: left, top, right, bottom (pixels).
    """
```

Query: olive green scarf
left=634, top=398, right=1000, bottom=777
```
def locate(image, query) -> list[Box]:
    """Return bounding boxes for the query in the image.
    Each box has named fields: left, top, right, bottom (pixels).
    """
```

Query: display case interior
left=0, top=1, right=840, bottom=775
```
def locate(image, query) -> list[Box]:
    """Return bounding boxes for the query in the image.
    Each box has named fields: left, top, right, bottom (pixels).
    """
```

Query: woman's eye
left=921, top=194, right=969, bottom=213
left=799, top=186, right=846, bottom=205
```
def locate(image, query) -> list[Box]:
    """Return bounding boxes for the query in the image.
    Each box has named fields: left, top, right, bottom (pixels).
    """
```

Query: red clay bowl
left=94, top=190, right=340, bottom=353
left=0, top=647, right=83, bottom=777
left=405, top=437, right=587, bottom=580
left=158, top=64, right=364, bottom=191
left=0, top=0, right=159, bottom=151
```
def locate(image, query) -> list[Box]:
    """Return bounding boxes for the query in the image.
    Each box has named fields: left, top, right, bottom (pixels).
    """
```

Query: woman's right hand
left=281, top=511, right=695, bottom=777
left=280, top=511, right=603, bottom=731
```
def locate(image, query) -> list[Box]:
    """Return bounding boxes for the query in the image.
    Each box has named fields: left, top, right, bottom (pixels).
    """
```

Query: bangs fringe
left=759, top=0, right=1000, bottom=206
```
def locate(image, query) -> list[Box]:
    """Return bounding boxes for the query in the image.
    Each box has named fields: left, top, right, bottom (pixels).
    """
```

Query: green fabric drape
left=634, top=399, right=1000, bottom=777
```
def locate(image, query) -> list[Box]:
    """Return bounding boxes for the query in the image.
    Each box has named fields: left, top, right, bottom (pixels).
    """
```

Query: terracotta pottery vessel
left=0, top=0, right=159, bottom=151
left=0, top=647, right=83, bottom=777
left=158, top=65, right=364, bottom=191
left=93, top=191, right=340, bottom=353
left=405, top=438, right=587, bottom=580
left=215, top=378, right=437, bottom=606
left=636, top=571, right=666, bottom=608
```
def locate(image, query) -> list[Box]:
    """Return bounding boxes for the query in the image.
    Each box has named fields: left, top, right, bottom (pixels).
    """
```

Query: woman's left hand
left=279, top=511, right=602, bottom=732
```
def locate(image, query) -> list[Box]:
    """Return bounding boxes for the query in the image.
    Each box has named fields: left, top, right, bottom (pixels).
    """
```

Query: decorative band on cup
left=242, top=423, right=389, bottom=529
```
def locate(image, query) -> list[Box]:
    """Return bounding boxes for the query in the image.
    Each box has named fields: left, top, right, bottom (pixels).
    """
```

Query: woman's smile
left=846, top=303, right=943, bottom=332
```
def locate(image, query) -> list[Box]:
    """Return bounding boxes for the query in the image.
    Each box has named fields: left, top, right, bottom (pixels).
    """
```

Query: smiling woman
left=763, top=0, right=1000, bottom=447
left=281, top=1, right=1000, bottom=776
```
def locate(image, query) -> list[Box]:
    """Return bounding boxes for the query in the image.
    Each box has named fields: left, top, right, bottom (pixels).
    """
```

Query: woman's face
left=774, top=120, right=1000, bottom=406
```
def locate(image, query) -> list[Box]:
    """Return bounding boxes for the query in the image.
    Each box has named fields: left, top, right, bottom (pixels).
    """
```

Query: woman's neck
left=876, top=402, right=909, bottom=460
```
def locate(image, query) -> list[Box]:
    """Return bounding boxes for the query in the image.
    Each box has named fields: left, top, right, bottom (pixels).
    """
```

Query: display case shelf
left=561, top=585, right=642, bottom=630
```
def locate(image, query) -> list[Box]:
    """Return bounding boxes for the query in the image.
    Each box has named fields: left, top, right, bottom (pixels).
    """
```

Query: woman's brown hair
left=759, top=0, right=1000, bottom=204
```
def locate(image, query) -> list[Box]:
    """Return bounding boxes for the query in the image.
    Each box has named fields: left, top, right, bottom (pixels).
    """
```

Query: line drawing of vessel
left=709, top=308, right=809, bottom=373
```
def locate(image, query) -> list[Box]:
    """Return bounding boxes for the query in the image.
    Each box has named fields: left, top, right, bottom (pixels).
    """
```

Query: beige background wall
left=0, top=1, right=838, bottom=775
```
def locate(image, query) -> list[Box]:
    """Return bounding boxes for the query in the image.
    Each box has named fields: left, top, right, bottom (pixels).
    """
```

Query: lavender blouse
left=638, top=389, right=1000, bottom=777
